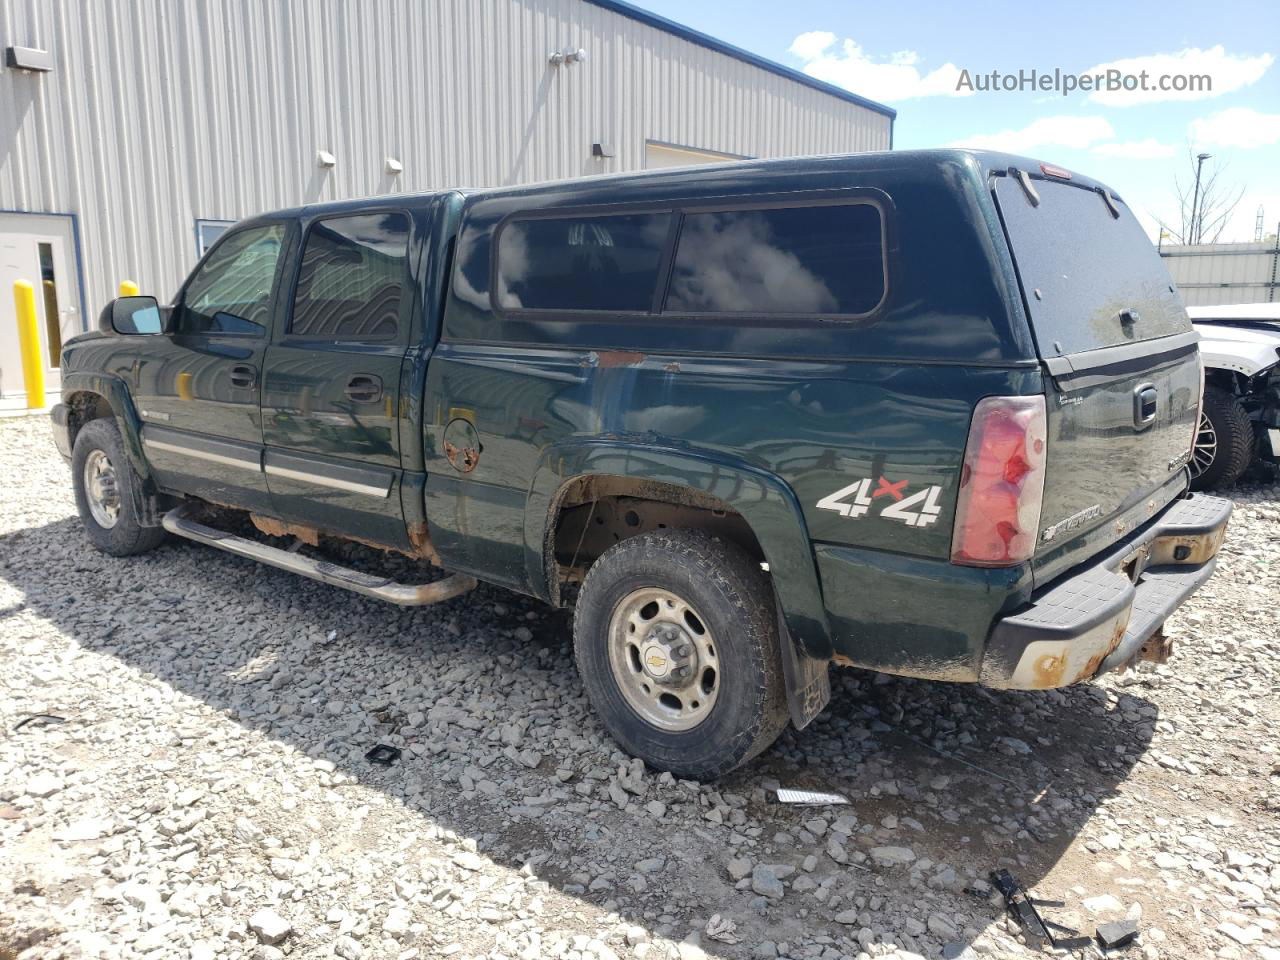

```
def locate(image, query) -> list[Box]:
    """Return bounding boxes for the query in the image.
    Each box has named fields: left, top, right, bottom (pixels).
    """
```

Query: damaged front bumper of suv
left=980, top=493, right=1232, bottom=690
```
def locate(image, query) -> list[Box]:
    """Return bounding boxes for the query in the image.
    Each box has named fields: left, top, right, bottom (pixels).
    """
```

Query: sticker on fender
left=816, top=476, right=943, bottom=528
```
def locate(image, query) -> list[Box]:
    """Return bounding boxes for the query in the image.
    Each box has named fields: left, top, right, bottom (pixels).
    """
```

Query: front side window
left=178, top=224, right=286, bottom=336
left=290, top=213, right=410, bottom=339
left=496, top=212, right=671, bottom=312
left=665, top=203, right=885, bottom=316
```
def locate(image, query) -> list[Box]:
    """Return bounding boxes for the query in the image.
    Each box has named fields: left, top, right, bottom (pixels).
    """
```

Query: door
left=261, top=211, right=415, bottom=550
left=0, top=213, right=83, bottom=403
left=993, top=173, right=1200, bottom=584
left=132, top=222, right=290, bottom=513
left=644, top=142, right=744, bottom=169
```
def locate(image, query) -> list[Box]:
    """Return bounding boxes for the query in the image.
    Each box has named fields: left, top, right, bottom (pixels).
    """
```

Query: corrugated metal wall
left=0, top=0, right=891, bottom=317
left=1161, top=241, right=1280, bottom=306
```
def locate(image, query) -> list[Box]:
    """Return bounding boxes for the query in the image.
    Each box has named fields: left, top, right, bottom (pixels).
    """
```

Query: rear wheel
left=573, top=529, right=788, bottom=780
left=71, top=418, right=166, bottom=556
left=1190, top=385, right=1253, bottom=490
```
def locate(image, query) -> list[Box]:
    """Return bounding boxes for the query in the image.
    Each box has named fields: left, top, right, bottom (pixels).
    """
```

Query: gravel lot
left=2, top=414, right=1278, bottom=960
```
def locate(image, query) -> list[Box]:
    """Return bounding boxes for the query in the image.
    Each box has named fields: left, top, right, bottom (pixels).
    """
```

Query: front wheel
left=71, top=418, right=166, bottom=556
left=573, top=529, right=788, bottom=780
left=1190, top=385, right=1254, bottom=491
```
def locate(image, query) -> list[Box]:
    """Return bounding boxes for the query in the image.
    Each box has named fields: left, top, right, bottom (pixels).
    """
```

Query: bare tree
left=1157, top=146, right=1245, bottom=245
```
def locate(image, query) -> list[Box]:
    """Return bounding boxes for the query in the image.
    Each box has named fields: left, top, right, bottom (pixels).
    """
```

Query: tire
left=71, top=418, right=167, bottom=556
left=573, top=529, right=788, bottom=780
left=1190, top=385, right=1253, bottom=491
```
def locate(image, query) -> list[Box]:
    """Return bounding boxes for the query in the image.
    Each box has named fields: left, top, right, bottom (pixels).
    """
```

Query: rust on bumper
left=980, top=493, right=1231, bottom=690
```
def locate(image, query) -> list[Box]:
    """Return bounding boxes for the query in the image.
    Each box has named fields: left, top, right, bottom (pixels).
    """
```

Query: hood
left=1193, top=320, right=1280, bottom=345
left=1194, top=320, right=1280, bottom=377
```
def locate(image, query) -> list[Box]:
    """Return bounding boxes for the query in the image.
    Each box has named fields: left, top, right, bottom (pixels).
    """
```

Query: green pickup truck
left=52, top=149, right=1231, bottom=779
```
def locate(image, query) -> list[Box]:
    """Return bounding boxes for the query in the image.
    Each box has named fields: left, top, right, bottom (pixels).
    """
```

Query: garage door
left=644, top=142, right=746, bottom=170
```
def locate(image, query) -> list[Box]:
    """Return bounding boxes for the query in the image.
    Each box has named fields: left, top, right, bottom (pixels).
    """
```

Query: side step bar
left=162, top=504, right=477, bottom=606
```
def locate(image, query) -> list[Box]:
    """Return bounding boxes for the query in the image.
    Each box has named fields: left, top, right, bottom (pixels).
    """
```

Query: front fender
left=525, top=438, right=833, bottom=659
left=1196, top=330, right=1280, bottom=378
left=61, top=372, right=151, bottom=479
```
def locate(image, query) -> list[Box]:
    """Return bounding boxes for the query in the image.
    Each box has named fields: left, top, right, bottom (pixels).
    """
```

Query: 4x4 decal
left=816, top=476, right=944, bottom=528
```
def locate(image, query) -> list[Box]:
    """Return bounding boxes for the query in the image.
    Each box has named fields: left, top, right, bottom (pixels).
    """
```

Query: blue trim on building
left=583, top=0, right=896, bottom=122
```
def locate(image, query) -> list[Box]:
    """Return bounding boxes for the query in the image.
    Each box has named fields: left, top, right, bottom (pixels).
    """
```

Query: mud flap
left=777, top=608, right=831, bottom=730
left=131, top=480, right=169, bottom=527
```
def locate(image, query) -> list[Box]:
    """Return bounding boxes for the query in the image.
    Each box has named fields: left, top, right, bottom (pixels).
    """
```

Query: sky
left=627, top=0, right=1280, bottom=243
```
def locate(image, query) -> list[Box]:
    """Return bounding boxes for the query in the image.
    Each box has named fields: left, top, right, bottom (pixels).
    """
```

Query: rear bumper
left=50, top=403, right=72, bottom=461
left=980, top=493, right=1231, bottom=689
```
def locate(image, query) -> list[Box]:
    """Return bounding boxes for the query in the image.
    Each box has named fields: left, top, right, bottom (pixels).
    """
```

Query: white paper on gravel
left=774, top=788, right=850, bottom=805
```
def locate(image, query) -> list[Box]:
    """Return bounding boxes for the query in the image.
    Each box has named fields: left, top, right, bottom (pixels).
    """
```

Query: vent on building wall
left=5, top=46, right=53, bottom=73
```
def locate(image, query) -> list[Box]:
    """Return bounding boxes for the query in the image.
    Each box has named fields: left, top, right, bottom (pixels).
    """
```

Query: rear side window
left=290, top=213, right=410, bottom=339
left=665, top=203, right=885, bottom=316
left=496, top=212, right=671, bottom=312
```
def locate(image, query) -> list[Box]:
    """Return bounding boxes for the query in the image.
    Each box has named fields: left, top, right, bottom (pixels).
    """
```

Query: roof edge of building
left=582, top=0, right=897, bottom=122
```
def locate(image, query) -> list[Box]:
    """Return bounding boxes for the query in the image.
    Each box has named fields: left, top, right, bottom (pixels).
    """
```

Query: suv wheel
left=573, top=529, right=788, bottom=780
left=1190, top=385, right=1253, bottom=491
left=71, top=418, right=166, bottom=556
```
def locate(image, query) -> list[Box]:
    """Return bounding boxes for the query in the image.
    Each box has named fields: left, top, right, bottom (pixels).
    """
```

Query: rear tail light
left=951, top=395, right=1048, bottom=567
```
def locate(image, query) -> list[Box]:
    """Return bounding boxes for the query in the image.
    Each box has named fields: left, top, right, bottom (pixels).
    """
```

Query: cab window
left=177, top=224, right=285, bottom=336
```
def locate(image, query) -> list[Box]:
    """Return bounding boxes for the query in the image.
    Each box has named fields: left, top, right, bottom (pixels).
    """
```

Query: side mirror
left=100, top=296, right=164, bottom=335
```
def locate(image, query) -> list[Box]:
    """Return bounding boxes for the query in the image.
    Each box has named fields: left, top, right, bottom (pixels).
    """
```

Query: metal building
left=0, top=0, right=893, bottom=406
left=1160, top=238, right=1280, bottom=306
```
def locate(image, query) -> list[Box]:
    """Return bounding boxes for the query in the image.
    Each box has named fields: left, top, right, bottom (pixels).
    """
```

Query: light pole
left=1190, top=152, right=1211, bottom=243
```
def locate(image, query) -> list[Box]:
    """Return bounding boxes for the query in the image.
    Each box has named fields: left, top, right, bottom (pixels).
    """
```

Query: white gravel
left=1, top=415, right=1278, bottom=960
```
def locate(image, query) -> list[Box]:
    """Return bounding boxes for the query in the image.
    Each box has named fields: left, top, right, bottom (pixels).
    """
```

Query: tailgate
left=994, top=171, right=1199, bottom=582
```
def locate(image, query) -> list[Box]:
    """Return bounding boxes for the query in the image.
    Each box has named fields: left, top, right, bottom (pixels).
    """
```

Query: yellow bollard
left=119, top=280, right=140, bottom=296
left=176, top=370, right=194, bottom=402
left=13, top=280, right=46, bottom=409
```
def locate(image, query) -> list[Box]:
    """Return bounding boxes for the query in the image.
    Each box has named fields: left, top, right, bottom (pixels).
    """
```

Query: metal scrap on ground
left=364, top=744, right=401, bottom=766
left=774, top=787, right=850, bottom=805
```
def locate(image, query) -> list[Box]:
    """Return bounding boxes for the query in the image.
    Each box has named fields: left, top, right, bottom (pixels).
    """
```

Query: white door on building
left=0, top=214, right=83, bottom=403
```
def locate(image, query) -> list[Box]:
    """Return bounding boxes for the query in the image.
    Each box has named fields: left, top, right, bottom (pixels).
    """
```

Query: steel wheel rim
left=607, top=587, right=720, bottom=732
left=1190, top=412, right=1217, bottom=479
left=83, top=449, right=121, bottom=529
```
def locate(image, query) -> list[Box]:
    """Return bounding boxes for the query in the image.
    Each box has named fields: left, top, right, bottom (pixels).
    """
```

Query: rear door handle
left=229, top=364, right=257, bottom=388
left=344, top=374, right=383, bottom=403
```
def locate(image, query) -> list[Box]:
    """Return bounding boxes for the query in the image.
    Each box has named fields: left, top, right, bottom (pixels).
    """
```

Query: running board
left=161, top=505, right=477, bottom=606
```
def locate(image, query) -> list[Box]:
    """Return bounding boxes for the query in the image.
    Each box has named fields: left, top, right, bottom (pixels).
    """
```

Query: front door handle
left=229, top=364, right=257, bottom=388
left=344, top=374, right=383, bottom=403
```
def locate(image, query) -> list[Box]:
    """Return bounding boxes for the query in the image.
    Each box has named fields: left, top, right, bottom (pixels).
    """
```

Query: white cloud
left=948, top=116, right=1115, bottom=153
left=787, top=32, right=970, bottom=102
left=1092, top=138, right=1177, bottom=159
left=1084, top=45, right=1273, bottom=106
left=1189, top=107, right=1280, bottom=149
left=789, top=30, right=838, bottom=63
